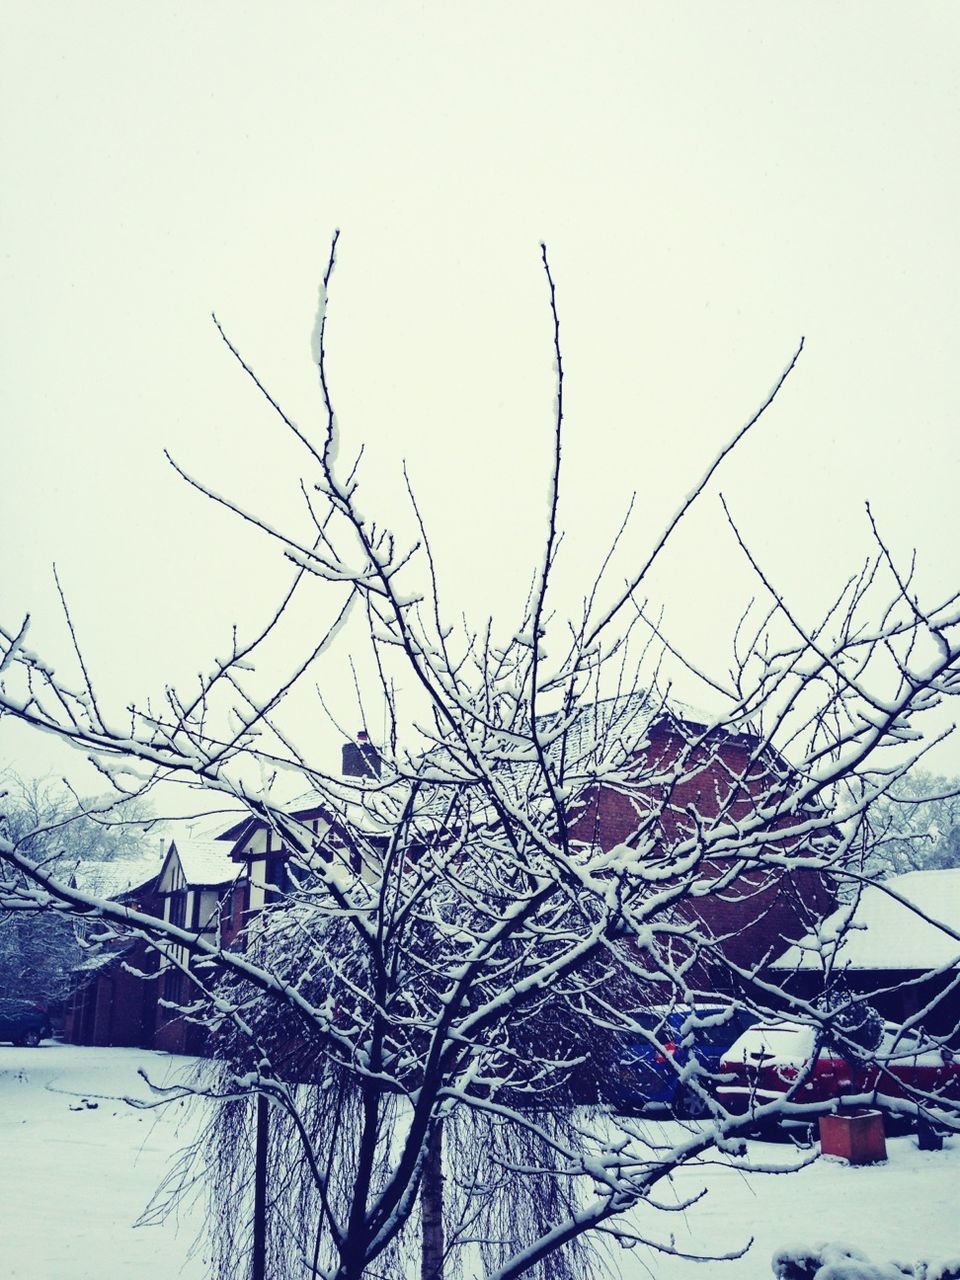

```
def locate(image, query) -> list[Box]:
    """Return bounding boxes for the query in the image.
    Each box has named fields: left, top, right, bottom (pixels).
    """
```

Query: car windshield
left=727, top=1023, right=817, bottom=1065
left=634, top=1005, right=741, bottom=1045
left=874, top=1026, right=940, bottom=1064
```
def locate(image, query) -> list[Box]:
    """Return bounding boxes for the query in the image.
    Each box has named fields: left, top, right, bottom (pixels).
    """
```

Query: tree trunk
left=421, top=1120, right=445, bottom=1280
left=252, top=1093, right=269, bottom=1280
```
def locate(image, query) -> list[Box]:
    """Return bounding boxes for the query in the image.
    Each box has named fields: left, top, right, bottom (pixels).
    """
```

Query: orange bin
left=818, top=1109, right=887, bottom=1164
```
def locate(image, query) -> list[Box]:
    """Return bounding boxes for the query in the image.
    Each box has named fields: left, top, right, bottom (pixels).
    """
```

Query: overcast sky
left=2, top=2, right=959, bottom=793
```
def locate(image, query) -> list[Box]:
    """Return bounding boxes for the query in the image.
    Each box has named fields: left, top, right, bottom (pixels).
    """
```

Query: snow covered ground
left=1, top=1044, right=957, bottom=1279
left=0, top=1043, right=210, bottom=1280
left=624, top=1120, right=959, bottom=1279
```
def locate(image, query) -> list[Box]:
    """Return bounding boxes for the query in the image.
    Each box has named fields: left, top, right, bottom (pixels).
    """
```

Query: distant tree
left=865, top=769, right=960, bottom=877
left=0, top=771, right=155, bottom=1003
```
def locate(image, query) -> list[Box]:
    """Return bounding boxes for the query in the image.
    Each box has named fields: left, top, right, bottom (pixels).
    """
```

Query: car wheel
left=19, top=1029, right=41, bottom=1048
left=674, top=1085, right=710, bottom=1119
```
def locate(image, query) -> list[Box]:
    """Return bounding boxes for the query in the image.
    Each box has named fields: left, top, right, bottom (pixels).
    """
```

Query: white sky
left=2, top=1, right=959, bottom=793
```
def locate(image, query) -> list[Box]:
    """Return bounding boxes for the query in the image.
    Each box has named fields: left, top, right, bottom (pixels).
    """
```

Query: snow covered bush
left=817, top=994, right=885, bottom=1057
left=773, top=1242, right=960, bottom=1280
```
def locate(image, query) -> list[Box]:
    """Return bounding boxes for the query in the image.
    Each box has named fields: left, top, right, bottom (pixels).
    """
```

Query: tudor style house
left=65, top=834, right=246, bottom=1052
left=152, top=836, right=246, bottom=1053
left=66, top=700, right=838, bottom=1054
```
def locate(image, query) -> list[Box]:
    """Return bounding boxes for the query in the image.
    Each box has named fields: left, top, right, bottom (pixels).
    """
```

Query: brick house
left=563, top=698, right=837, bottom=992
left=64, top=872, right=163, bottom=1048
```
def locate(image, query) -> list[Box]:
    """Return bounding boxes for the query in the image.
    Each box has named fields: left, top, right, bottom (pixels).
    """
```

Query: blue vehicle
left=616, top=1003, right=756, bottom=1117
left=0, top=998, right=52, bottom=1047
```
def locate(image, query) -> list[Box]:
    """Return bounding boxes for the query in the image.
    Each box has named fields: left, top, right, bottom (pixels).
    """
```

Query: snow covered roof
left=75, top=857, right=160, bottom=899
left=537, top=690, right=657, bottom=766
left=168, top=837, right=239, bottom=886
left=75, top=942, right=135, bottom=973
left=215, top=797, right=330, bottom=845
left=772, top=868, right=960, bottom=972
left=453, top=691, right=735, bottom=817
left=537, top=690, right=725, bottom=762
left=209, top=692, right=735, bottom=849
left=182, top=813, right=247, bottom=841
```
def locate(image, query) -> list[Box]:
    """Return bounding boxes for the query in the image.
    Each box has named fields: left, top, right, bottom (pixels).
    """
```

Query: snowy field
left=0, top=1043, right=210, bottom=1280
left=1, top=1044, right=957, bottom=1279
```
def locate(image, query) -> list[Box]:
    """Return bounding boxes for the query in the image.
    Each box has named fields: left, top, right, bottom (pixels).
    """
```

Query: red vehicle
left=717, top=1020, right=960, bottom=1125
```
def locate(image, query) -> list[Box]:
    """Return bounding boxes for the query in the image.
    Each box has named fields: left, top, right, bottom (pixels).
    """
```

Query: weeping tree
left=2, top=236, right=959, bottom=1280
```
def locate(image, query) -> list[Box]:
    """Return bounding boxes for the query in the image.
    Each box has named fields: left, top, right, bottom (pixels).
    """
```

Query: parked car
left=616, top=1003, right=757, bottom=1117
left=0, top=999, right=53, bottom=1047
left=717, top=1019, right=960, bottom=1125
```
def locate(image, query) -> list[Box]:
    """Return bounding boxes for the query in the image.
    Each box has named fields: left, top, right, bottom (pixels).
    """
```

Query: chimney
left=342, top=730, right=381, bottom=778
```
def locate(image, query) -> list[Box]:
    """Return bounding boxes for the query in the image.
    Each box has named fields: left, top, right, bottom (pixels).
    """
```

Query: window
left=162, top=966, right=183, bottom=1006
left=167, top=890, right=187, bottom=930
left=264, top=857, right=292, bottom=900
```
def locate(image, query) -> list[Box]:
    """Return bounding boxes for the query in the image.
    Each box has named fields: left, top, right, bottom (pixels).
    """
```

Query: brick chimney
left=341, top=730, right=381, bottom=778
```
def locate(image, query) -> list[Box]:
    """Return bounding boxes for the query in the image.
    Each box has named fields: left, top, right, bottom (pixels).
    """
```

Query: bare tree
left=864, top=768, right=960, bottom=876
left=0, top=771, right=155, bottom=1004
left=1, top=236, right=959, bottom=1280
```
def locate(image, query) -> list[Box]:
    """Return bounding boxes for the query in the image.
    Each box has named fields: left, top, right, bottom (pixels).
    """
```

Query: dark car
left=717, top=1019, right=960, bottom=1125
left=0, top=999, right=53, bottom=1047
left=616, top=1003, right=757, bottom=1117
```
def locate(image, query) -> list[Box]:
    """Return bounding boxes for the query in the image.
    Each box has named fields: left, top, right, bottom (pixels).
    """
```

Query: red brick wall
left=153, top=1013, right=206, bottom=1056
left=65, top=944, right=159, bottom=1048
left=566, top=723, right=835, bottom=987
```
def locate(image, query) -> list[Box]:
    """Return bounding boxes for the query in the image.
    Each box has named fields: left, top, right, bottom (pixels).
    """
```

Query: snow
left=167, top=836, right=240, bottom=886
left=774, top=870, right=960, bottom=973
left=723, top=1020, right=817, bottom=1066
left=75, top=857, right=159, bottom=899
left=0, top=1043, right=209, bottom=1280
left=626, top=1122, right=960, bottom=1280
left=2, top=1045, right=958, bottom=1279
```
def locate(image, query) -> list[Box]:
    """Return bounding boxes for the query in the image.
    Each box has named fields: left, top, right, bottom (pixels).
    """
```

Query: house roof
left=75, top=942, right=135, bottom=973
left=167, top=837, right=240, bottom=886
left=76, top=856, right=161, bottom=899
left=115, top=871, right=159, bottom=902
left=216, top=799, right=331, bottom=846
left=772, top=868, right=960, bottom=972
left=210, top=691, right=735, bottom=850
